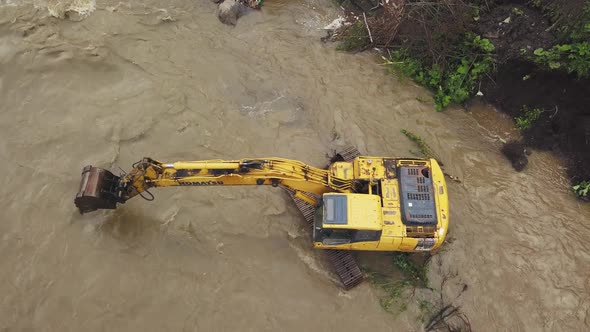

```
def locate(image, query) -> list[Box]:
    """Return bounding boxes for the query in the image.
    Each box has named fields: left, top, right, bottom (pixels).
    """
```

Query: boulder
left=501, top=141, right=531, bottom=172
left=217, top=0, right=248, bottom=26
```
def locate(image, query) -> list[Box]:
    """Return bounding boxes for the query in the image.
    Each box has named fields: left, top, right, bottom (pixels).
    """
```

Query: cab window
left=317, top=229, right=381, bottom=245
left=323, top=195, right=348, bottom=225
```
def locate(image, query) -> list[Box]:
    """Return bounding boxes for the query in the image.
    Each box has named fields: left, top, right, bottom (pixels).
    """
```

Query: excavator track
left=283, top=146, right=364, bottom=290
left=335, top=146, right=363, bottom=163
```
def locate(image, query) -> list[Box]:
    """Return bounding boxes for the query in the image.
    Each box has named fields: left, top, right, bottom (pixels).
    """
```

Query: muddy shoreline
left=476, top=1, right=590, bottom=187
left=334, top=0, right=590, bottom=194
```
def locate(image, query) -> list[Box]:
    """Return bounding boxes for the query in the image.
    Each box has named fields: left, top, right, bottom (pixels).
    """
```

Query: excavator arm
left=74, top=153, right=450, bottom=289
left=75, top=157, right=353, bottom=214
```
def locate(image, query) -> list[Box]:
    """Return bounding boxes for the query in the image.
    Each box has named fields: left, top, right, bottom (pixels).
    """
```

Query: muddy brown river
left=1, top=0, right=590, bottom=331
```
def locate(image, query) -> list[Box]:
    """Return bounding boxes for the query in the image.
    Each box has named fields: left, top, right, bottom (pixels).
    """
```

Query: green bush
left=336, top=20, right=369, bottom=52
left=573, top=181, right=590, bottom=197
left=392, top=253, right=428, bottom=286
left=533, top=42, right=590, bottom=78
left=512, top=7, right=524, bottom=16
left=556, top=3, right=590, bottom=42
left=400, top=129, right=436, bottom=159
left=531, top=2, right=590, bottom=78
left=387, top=33, right=495, bottom=111
left=515, top=106, right=543, bottom=131
left=365, top=272, right=412, bottom=313
left=364, top=253, right=429, bottom=314
left=418, top=300, right=435, bottom=323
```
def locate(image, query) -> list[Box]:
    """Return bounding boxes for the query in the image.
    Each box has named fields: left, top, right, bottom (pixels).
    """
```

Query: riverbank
left=331, top=0, right=590, bottom=200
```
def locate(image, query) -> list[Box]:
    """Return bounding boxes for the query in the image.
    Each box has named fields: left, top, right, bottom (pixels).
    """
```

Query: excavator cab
left=313, top=193, right=383, bottom=249
left=313, top=159, right=448, bottom=252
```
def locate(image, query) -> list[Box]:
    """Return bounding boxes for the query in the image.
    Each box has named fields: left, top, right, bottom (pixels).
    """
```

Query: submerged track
left=283, top=146, right=364, bottom=290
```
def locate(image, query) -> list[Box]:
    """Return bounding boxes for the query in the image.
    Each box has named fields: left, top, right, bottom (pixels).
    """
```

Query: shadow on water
left=91, top=207, right=205, bottom=255
left=96, top=209, right=163, bottom=242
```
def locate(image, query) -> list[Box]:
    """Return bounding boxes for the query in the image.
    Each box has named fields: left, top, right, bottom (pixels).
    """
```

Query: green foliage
left=515, top=106, right=543, bottom=131
left=387, top=33, right=495, bottom=111
left=400, top=129, right=444, bottom=165
left=573, top=181, right=590, bottom=197
left=393, top=253, right=428, bottom=286
left=533, top=42, right=590, bottom=78
left=556, top=3, right=590, bottom=42
left=400, top=129, right=435, bottom=159
left=530, top=3, right=590, bottom=77
left=529, top=0, right=542, bottom=8
left=512, top=7, right=524, bottom=16
left=472, top=7, right=480, bottom=22
left=364, top=253, right=430, bottom=314
left=366, top=271, right=412, bottom=313
left=418, top=300, right=435, bottom=323
left=336, top=21, right=369, bottom=52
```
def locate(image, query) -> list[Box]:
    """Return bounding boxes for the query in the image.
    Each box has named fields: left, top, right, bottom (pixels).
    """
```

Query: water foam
left=42, top=0, right=96, bottom=19
left=0, top=0, right=20, bottom=7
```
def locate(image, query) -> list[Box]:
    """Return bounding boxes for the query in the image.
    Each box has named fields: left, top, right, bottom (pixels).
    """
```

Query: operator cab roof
left=322, top=194, right=382, bottom=231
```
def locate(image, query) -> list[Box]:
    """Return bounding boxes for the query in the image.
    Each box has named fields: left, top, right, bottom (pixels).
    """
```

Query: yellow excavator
left=74, top=150, right=449, bottom=288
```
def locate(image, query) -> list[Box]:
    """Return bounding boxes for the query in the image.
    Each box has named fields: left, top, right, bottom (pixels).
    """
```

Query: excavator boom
left=75, top=155, right=449, bottom=254
left=75, top=157, right=353, bottom=213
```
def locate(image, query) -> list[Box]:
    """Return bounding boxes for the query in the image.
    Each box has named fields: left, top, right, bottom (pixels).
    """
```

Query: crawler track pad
left=283, top=146, right=364, bottom=290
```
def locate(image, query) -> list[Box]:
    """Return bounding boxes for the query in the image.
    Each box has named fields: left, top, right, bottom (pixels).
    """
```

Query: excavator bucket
left=74, top=166, right=121, bottom=214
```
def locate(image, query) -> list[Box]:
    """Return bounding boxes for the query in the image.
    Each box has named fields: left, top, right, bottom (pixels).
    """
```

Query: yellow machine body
left=321, top=194, right=383, bottom=231
left=75, top=156, right=449, bottom=253
left=312, top=158, right=448, bottom=252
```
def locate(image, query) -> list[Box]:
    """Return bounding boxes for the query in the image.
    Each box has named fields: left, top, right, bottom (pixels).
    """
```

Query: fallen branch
left=363, top=12, right=374, bottom=44
left=425, top=304, right=472, bottom=332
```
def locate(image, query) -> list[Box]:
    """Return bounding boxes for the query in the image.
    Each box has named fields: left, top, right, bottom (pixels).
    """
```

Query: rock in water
left=501, top=141, right=530, bottom=172
left=217, top=0, right=248, bottom=26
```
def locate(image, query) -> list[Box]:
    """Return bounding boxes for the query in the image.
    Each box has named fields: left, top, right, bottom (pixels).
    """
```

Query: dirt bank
left=482, top=60, right=590, bottom=183
left=475, top=1, right=590, bottom=186
left=334, top=0, right=590, bottom=194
